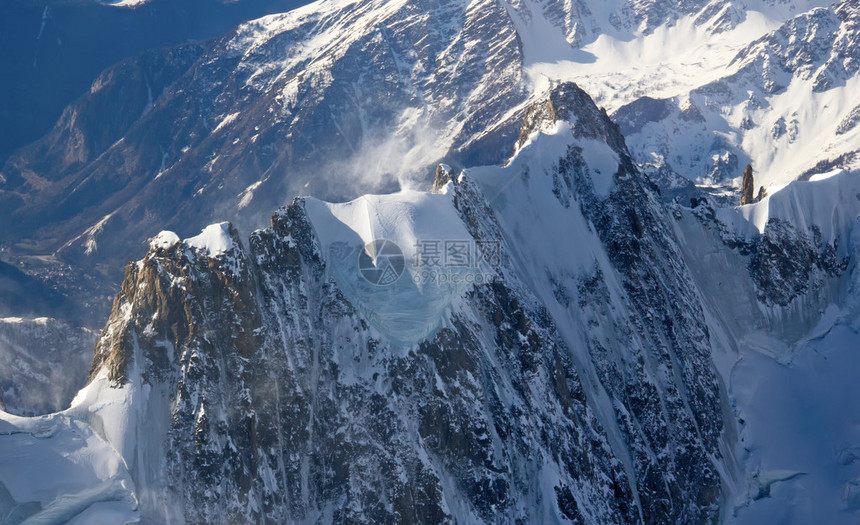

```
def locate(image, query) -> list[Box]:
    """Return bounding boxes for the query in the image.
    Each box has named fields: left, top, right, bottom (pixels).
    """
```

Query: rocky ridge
left=77, top=83, right=725, bottom=523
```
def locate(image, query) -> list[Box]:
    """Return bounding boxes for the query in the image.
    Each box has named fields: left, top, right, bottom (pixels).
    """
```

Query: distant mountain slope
left=0, top=317, right=95, bottom=416
left=0, top=0, right=312, bottom=163
left=612, top=0, right=860, bottom=191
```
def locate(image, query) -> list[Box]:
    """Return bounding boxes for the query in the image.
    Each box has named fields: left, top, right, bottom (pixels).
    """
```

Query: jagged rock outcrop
left=683, top=178, right=853, bottom=309
left=432, top=163, right=455, bottom=193
left=740, top=164, right=755, bottom=205
left=749, top=219, right=847, bottom=306
left=516, top=84, right=626, bottom=155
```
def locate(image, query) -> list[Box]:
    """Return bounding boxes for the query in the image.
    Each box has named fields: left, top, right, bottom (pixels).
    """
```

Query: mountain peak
left=516, top=82, right=628, bottom=156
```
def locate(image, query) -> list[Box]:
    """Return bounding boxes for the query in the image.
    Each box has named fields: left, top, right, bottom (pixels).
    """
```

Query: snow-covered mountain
left=0, top=0, right=313, bottom=162
left=611, top=0, right=860, bottom=192
left=54, top=83, right=723, bottom=523
left=3, top=79, right=855, bottom=523
left=1, top=0, right=841, bottom=326
left=2, top=0, right=860, bottom=523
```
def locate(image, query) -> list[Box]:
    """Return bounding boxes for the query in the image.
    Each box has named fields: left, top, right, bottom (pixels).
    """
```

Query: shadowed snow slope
left=0, top=409, right=139, bottom=524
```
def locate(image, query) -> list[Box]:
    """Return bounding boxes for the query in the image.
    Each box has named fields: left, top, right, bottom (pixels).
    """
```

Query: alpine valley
left=1, top=0, right=859, bottom=524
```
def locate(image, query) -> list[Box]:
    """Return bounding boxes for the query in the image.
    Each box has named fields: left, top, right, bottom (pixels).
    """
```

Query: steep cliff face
left=76, top=83, right=724, bottom=523
left=473, top=82, right=723, bottom=521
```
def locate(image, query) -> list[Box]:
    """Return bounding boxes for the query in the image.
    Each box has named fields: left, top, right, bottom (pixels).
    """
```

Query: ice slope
left=0, top=410, right=139, bottom=524
left=719, top=168, right=860, bottom=243
left=466, top=120, right=644, bottom=489
left=669, top=152, right=860, bottom=520
left=465, top=84, right=724, bottom=521
left=305, top=191, right=483, bottom=344
left=714, top=210, right=860, bottom=523
left=729, top=322, right=860, bottom=524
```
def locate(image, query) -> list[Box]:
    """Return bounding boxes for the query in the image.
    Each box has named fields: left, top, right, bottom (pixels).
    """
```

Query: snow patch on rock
left=149, top=231, right=180, bottom=251
left=185, top=222, right=235, bottom=257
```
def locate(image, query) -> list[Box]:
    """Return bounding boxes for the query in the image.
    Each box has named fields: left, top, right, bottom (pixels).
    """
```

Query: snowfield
left=0, top=408, right=139, bottom=524
left=513, top=0, right=860, bottom=191
left=730, top=321, right=860, bottom=524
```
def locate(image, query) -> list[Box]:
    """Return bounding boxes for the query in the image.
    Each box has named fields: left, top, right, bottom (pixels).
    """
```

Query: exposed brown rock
left=740, top=164, right=755, bottom=205
left=432, top=164, right=454, bottom=193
